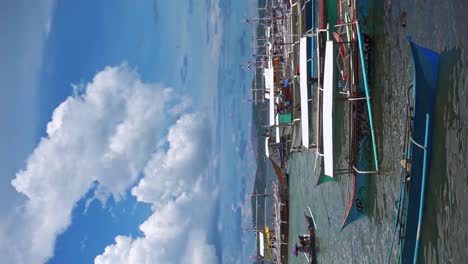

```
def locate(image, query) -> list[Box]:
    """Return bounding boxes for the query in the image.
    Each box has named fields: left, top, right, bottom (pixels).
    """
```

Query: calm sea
left=283, top=0, right=468, bottom=263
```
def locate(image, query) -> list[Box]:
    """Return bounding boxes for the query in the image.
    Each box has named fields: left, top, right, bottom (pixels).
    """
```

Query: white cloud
left=95, top=192, right=219, bottom=264
left=96, top=111, right=219, bottom=264
left=207, top=0, right=223, bottom=58
left=2, top=64, right=197, bottom=264
left=183, top=230, right=218, bottom=264
left=132, top=113, right=211, bottom=205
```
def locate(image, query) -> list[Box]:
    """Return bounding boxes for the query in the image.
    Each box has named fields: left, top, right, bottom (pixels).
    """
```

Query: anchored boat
left=313, top=0, right=379, bottom=228
left=387, top=39, right=440, bottom=264
left=340, top=0, right=379, bottom=230
left=293, top=207, right=317, bottom=263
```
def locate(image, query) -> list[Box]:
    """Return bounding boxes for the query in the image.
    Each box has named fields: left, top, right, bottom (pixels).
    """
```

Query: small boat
left=387, top=39, right=440, bottom=264
left=293, top=207, right=317, bottom=263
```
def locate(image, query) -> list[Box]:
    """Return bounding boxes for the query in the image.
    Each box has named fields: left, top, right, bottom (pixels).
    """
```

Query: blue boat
left=387, top=39, right=440, bottom=264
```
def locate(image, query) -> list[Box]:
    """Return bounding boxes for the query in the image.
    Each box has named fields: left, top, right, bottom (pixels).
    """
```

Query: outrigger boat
left=293, top=206, right=317, bottom=263
left=313, top=0, right=379, bottom=228
left=387, top=39, right=440, bottom=264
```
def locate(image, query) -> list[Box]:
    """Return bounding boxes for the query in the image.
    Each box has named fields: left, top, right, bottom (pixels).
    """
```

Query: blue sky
left=0, top=0, right=257, bottom=263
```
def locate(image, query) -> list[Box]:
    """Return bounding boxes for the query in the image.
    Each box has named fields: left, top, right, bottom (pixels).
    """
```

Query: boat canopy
left=264, top=44, right=281, bottom=144
left=300, top=37, right=310, bottom=148
left=265, top=66, right=275, bottom=129
left=323, top=40, right=334, bottom=177
left=259, top=232, right=265, bottom=257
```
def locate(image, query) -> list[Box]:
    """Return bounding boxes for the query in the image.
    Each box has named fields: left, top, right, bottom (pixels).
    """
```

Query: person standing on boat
left=298, top=234, right=310, bottom=247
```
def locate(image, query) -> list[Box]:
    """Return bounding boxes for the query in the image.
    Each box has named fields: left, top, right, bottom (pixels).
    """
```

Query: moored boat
left=293, top=207, right=317, bottom=263
left=312, top=0, right=379, bottom=228
left=387, top=39, right=440, bottom=264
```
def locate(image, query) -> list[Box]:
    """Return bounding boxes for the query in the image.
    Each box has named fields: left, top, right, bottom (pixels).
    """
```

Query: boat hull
left=400, top=39, right=440, bottom=264
left=304, top=211, right=317, bottom=264
left=340, top=0, right=377, bottom=228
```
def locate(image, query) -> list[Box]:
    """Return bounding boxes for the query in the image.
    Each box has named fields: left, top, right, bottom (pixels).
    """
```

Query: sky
left=0, top=0, right=258, bottom=263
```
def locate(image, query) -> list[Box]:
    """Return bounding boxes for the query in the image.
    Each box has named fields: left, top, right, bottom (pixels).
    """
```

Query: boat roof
left=264, top=66, right=275, bottom=129
left=323, top=40, right=334, bottom=177
left=264, top=44, right=280, bottom=144
left=300, top=37, right=310, bottom=148
left=275, top=113, right=280, bottom=144
left=259, top=232, right=265, bottom=257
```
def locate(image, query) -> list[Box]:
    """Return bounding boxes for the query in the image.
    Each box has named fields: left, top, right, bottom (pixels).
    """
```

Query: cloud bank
left=2, top=64, right=218, bottom=263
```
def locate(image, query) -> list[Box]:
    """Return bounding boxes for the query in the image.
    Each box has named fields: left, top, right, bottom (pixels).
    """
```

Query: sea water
left=282, top=0, right=468, bottom=263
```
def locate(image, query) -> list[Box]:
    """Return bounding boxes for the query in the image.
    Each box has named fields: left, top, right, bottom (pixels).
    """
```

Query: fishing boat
left=293, top=206, right=317, bottom=263
left=340, top=0, right=380, bottom=229
left=313, top=0, right=379, bottom=228
left=387, top=39, right=440, bottom=264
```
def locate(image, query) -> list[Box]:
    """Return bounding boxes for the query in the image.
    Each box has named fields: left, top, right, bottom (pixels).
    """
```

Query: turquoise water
left=284, top=0, right=468, bottom=263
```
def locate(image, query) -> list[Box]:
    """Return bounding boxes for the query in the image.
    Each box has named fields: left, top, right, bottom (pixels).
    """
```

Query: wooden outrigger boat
left=293, top=206, right=317, bottom=263
left=312, top=0, right=379, bottom=228
left=387, top=39, right=440, bottom=264
left=339, top=0, right=379, bottom=229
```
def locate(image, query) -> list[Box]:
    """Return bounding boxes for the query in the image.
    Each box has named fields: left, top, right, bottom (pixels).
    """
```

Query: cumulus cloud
left=132, top=113, right=211, bottom=205
left=95, top=192, right=219, bottom=264
left=2, top=63, right=206, bottom=263
left=96, top=111, right=219, bottom=264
